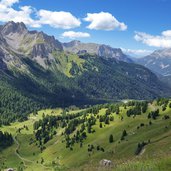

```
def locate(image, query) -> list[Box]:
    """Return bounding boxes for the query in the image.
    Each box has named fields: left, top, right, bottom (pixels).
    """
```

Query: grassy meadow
left=0, top=100, right=171, bottom=171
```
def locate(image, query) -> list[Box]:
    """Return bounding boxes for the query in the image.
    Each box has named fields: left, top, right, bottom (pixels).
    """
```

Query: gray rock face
left=1, top=21, right=27, bottom=35
left=32, top=44, right=48, bottom=58
left=136, top=49, right=171, bottom=76
left=0, top=33, right=5, bottom=42
left=152, top=49, right=171, bottom=58
left=1, top=22, right=63, bottom=53
left=63, top=40, right=81, bottom=48
left=63, top=40, right=132, bottom=63
left=35, top=32, right=63, bottom=52
left=0, top=33, right=11, bottom=70
left=0, top=21, right=63, bottom=68
left=98, top=44, right=128, bottom=61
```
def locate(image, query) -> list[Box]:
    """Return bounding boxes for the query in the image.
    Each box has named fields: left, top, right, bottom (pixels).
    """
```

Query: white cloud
left=37, top=10, right=81, bottom=29
left=62, top=31, right=90, bottom=39
left=0, top=4, right=40, bottom=27
left=134, top=31, right=171, bottom=48
left=122, top=48, right=152, bottom=57
left=84, top=12, right=127, bottom=31
left=0, top=0, right=19, bottom=7
left=0, top=0, right=81, bottom=29
left=162, top=30, right=171, bottom=37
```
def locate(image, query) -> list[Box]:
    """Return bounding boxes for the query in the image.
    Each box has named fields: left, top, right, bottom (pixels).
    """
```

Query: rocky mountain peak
left=152, top=48, right=171, bottom=58
left=0, top=21, right=64, bottom=69
left=98, top=45, right=123, bottom=58
left=36, top=31, right=63, bottom=50
left=0, top=21, right=63, bottom=54
left=63, top=40, right=81, bottom=48
left=1, top=21, right=27, bottom=35
left=135, top=48, right=171, bottom=76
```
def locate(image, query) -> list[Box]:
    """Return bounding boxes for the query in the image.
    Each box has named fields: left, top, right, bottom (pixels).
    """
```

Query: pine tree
left=105, top=116, right=109, bottom=124
left=109, top=134, right=114, bottom=143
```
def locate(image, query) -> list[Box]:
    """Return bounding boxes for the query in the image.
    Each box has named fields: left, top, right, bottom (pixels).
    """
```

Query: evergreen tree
left=121, top=130, right=127, bottom=140
left=105, top=116, right=110, bottom=124
left=109, top=134, right=114, bottom=143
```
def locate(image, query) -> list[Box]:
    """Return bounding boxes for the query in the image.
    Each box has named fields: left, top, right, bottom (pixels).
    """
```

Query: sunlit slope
left=1, top=100, right=171, bottom=170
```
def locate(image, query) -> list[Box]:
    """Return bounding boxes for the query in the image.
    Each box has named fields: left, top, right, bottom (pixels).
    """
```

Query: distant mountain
left=135, top=49, right=171, bottom=76
left=0, top=21, right=170, bottom=123
left=63, top=40, right=133, bottom=63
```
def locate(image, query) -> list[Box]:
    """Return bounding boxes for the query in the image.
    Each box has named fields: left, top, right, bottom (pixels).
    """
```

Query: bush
left=135, top=141, right=147, bottom=155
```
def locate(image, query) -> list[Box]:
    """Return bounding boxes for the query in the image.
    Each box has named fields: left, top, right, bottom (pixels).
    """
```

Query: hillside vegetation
left=1, top=99, right=171, bottom=171
left=0, top=21, right=171, bottom=125
left=1, top=52, right=169, bottom=124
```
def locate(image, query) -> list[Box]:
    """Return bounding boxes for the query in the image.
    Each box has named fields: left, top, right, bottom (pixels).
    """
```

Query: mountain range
left=135, top=49, right=171, bottom=76
left=63, top=40, right=132, bottom=63
left=0, top=21, right=170, bottom=122
left=135, top=49, right=171, bottom=87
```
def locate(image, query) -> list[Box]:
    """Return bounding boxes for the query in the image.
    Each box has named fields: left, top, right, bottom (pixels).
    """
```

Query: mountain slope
left=75, top=54, right=169, bottom=100
left=0, top=21, right=170, bottom=123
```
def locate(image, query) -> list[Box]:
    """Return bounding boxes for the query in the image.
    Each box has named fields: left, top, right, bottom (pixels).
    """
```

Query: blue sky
left=0, top=0, right=171, bottom=57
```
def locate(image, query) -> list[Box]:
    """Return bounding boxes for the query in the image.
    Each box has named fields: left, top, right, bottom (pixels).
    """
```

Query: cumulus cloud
left=162, top=30, right=171, bottom=37
left=37, top=10, right=81, bottom=29
left=0, top=0, right=19, bottom=7
left=122, top=48, right=152, bottom=57
left=134, top=31, right=171, bottom=48
left=84, top=12, right=127, bottom=31
left=0, top=3, right=40, bottom=27
left=62, top=31, right=90, bottom=39
left=0, top=0, right=81, bottom=29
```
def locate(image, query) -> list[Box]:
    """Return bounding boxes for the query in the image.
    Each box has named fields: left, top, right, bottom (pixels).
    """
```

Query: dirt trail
left=13, top=135, right=31, bottom=167
left=139, top=148, right=146, bottom=156
left=13, top=135, right=52, bottom=170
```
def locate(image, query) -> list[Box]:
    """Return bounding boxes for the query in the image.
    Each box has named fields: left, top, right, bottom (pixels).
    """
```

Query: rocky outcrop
left=63, top=40, right=132, bottom=63
left=98, top=44, right=131, bottom=62
left=35, top=32, right=63, bottom=51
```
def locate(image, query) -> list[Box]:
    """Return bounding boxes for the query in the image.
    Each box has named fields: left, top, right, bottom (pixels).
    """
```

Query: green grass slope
left=1, top=99, right=171, bottom=170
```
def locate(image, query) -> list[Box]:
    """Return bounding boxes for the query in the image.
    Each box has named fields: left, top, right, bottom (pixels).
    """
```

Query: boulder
left=100, top=159, right=113, bottom=167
